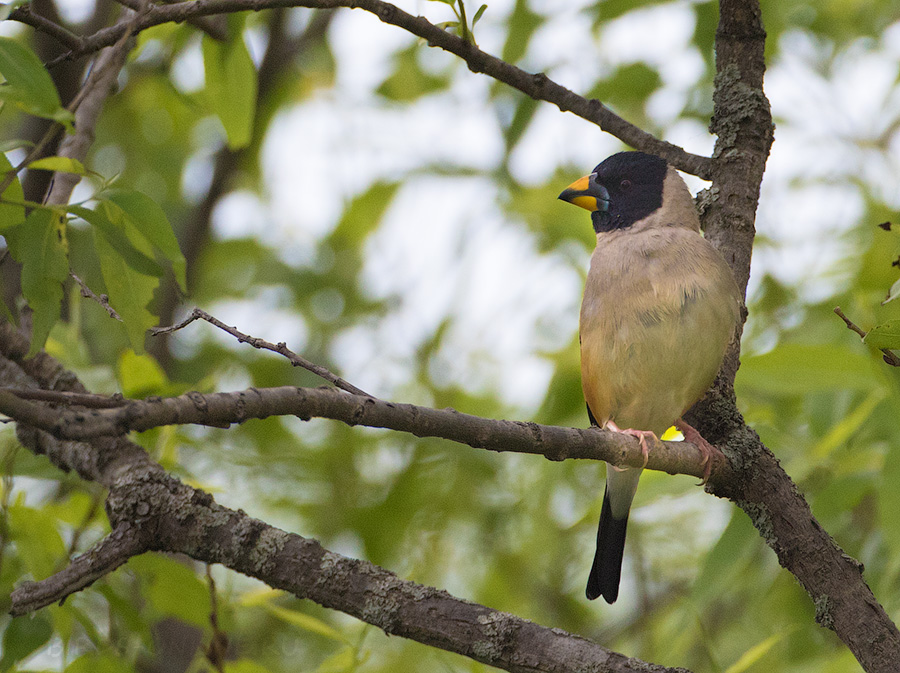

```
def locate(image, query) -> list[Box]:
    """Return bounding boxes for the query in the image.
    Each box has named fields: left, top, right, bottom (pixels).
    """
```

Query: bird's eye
left=620, top=179, right=632, bottom=190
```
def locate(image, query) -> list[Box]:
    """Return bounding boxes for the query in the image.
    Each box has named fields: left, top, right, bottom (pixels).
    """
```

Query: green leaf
left=588, top=63, right=663, bottom=122
left=264, top=604, right=351, bottom=644
left=48, top=603, right=76, bottom=649
left=65, top=652, right=138, bottom=673
left=128, top=555, right=210, bottom=627
left=690, top=509, right=758, bottom=606
left=0, top=151, right=25, bottom=233
left=95, top=584, right=153, bottom=647
left=202, top=31, right=257, bottom=149
left=118, top=349, right=168, bottom=398
left=0, top=615, right=53, bottom=672
left=27, top=156, right=87, bottom=175
left=590, top=0, right=669, bottom=24
left=72, top=204, right=164, bottom=278
left=106, top=189, right=187, bottom=291
left=882, top=277, right=900, bottom=305
left=863, top=319, right=900, bottom=349
left=376, top=45, right=451, bottom=102
left=92, top=224, right=159, bottom=354
left=812, top=390, right=885, bottom=459
left=723, top=631, right=787, bottom=673
left=0, top=37, right=73, bottom=127
left=330, top=181, right=399, bottom=248
left=880, top=442, right=900, bottom=556
left=472, top=4, right=488, bottom=25
left=502, top=95, right=538, bottom=155
left=5, top=208, right=69, bottom=357
left=312, top=646, right=355, bottom=673
left=0, top=138, right=34, bottom=152
left=224, top=661, right=275, bottom=673
left=238, top=587, right=284, bottom=607
left=8, top=501, right=67, bottom=579
left=501, top=0, right=542, bottom=63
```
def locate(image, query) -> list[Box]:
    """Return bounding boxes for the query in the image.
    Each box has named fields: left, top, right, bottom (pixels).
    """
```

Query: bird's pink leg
left=605, top=420, right=657, bottom=468
left=674, top=418, right=724, bottom=484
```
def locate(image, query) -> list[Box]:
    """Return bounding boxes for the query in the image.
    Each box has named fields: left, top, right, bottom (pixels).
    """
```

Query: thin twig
left=0, top=6, right=141, bottom=200
left=152, top=308, right=373, bottom=397
left=834, top=306, right=900, bottom=367
left=35, top=0, right=711, bottom=178
left=834, top=306, right=868, bottom=339
left=0, top=387, right=128, bottom=408
left=114, top=0, right=229, bottom=40
left=45, top=7, right=141, bottom=207
left=8, top=5, right=85, bottom=52
left=0, top=125, right=64, bottom=198
left=0, top=445, right=18, bottom=582
left=65, top=493, right=103, bottom=558
left=70, top=273, right=123, bottom=321
left=205, top=566, right=229, bottom=673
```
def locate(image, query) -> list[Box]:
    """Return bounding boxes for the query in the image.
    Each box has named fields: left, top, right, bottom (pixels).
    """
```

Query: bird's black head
left=559, top=151, right=668, bottom=233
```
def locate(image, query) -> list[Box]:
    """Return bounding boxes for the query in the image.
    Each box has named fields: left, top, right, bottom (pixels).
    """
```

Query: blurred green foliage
left=1, top=0, right=900, bottom=672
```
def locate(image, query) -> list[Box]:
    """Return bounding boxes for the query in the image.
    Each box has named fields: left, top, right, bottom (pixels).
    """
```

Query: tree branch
left=7, top=5, right=86, bottom=52
left=0, top=385, right=719, bottom=481
left=834, top=306, right=900, bottom=367
left=150, top=8, right=335, bottom=369
left=1, top=323, right=691, bottom=673
left=8, top=464, right=692, bottom=673
left=681, top=3, right=900, bottom=672
left=70, top=272, right=123, bottom=321
left=114, top=0, right=230, bottom=41
left=31, top=0, right=711, bottom=178
left=10, top=524, right=149, bottom=614
left=44, top=11, right=137, bottom=207
left=152, top=308, right=371, bottom=397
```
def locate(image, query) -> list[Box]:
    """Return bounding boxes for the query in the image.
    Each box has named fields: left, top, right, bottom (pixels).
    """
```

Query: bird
left=558, top=151, right=741, bottom=604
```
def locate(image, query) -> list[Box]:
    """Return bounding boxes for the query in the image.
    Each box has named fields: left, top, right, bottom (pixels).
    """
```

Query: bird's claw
left=606, top=421, right=656, bottom=468
left=675, top=418, right=722, bottom=485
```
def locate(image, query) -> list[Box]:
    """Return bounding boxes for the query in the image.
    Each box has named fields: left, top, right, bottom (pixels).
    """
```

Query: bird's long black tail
left=586, top=486, right=629, bottom=603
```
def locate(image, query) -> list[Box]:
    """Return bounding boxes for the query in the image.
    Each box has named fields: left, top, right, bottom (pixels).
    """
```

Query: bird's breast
left=579, top=228, right=739, bottom=435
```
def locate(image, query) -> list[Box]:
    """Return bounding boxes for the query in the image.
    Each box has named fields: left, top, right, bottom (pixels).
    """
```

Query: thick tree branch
left=0, top=386, right=126, bottom=407
left=679, top=3, right=900, bottom=672
left=26, top=0, right=710, bottom=178
left=1, top=323, right=689, bottom=673
left=8, top=459, right=691, bottom=673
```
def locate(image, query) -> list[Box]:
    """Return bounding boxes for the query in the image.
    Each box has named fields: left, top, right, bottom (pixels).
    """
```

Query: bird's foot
left=606, top=421, right=657, bottom=468
left=674, top=419, right=723, bottom=484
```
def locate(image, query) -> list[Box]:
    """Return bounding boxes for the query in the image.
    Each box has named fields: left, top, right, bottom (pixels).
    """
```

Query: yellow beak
left=558, top=174, right=607, bottom=212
